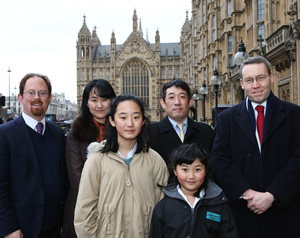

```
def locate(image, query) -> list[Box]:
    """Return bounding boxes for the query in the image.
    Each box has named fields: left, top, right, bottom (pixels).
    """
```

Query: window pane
left=257, top=0, right=264, bottom=20
left=122, top=60, right=149, bottom=106
left=228, top=35, right=232, bottom=52
left=227, top=0, right=232, bottom=16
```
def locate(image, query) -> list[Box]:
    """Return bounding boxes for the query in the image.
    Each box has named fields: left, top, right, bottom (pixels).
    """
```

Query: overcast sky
left=0, top=0, right=191, bottom=103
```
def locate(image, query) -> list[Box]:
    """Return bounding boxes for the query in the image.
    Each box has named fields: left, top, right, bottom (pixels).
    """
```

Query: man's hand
left=4, top=229, right=23, bottom=238
left=242, top=189, right=275, bottom=215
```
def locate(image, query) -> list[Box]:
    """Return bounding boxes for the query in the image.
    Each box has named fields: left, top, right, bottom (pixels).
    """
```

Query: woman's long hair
left=101, top=94, right=150, bottom=154
left=80, top=79, right=116, bottom=120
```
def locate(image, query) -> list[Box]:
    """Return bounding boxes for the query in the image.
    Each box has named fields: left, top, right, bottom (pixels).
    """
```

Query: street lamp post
left=211, top=69, right=221, bottom=129
left=234, top=40, right=249, bottom=100
left=199, top=80, right=208, bottom=122
left=192, top=89, right=200, bottom=121
left=8, top=67, right=11, bottom=109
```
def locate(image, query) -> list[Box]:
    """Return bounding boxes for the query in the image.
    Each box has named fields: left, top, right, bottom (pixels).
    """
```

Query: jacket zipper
left=187, top=207, right=195, bottom=238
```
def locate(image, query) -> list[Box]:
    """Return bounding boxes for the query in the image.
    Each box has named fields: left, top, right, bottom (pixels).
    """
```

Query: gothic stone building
left=77, top=0, right=300, bottom=123
left=77, top=10, right=183, bottom=122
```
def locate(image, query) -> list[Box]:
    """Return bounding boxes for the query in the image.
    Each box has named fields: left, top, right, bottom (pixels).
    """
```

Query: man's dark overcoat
left=212, top=94, right=300, bottom=238
left=149, top=116, right=215, bottom=165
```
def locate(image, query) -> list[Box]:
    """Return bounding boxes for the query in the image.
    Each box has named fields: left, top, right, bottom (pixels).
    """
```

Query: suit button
left=126, top=181, right=131, bottom=187
left=246, top=153, right=252, bottom=159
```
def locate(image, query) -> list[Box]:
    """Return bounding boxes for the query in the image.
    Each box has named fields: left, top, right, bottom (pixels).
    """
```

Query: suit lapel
left=235, top=101, right=258, bottom=147
left=185, top=117, right=197, bottom=141
left=159, top=117, right=182, bottom=145
left=17, top=116, right=42, bottom=181
left=263, top=97, right=285, bottom=144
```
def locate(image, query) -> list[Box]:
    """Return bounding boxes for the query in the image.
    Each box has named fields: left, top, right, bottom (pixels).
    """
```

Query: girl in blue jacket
left=149, top=143, right=239, bottom=238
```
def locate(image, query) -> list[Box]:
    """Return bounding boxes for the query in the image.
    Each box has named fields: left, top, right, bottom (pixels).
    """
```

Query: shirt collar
left=22, top=112, right=46, bottom=133
left=176, top=184, right=204, bottom=208
left=246, top=97, right=267, bottom=114
left=118, top=143, right=137, bottom=159
left=168, top=117, right=188, bottom=134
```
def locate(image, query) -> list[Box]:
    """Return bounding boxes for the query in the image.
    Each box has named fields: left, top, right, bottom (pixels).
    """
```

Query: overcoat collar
left=158, top=117, right=182, bottom=144
left=235, top=94, right=285, bottom=147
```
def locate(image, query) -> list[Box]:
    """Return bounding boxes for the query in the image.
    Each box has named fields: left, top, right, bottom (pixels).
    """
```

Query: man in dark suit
left=212, top=56, right=300, bottom=238
left=0, top=73, right=68, bottom=238
left=149, top=79, right=215, bottom=165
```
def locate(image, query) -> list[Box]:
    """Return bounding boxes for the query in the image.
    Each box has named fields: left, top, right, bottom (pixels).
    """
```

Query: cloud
left=0, top=0, right=191, bottom=103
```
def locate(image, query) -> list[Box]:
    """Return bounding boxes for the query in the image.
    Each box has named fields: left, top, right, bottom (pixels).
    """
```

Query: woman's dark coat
left=62, top=116, right=99, bottom=238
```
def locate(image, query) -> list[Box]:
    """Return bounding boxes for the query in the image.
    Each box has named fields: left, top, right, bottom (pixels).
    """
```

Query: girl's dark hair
left=166, top=143, right=211, bottom=197
left=80, top=79, right=116, bottom=120
left=101, top=94, right=150, bottom=154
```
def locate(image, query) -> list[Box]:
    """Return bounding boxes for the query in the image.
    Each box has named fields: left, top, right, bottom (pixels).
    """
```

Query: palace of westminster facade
left=76, top=0, right=300, bottom=123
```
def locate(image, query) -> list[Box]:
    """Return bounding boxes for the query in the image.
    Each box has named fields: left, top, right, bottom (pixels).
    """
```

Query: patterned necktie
left=36, top=122, right=44, bottom=135
left=176, top=123, right=185, bottom=142
left=255, top=105, right=264, bottom=144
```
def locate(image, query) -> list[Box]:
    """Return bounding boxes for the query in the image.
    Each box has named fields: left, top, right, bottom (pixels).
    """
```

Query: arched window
left=203, top=36, right=207, bottom=57
left=227, top=0, right=232, bottom=16
left=193, top=16, right=197, bottom=36
left=228, top=35, right=232, bottom=52
left=213, top=56, right=216, bottom=69
left=81, top=47, right=85, bottom=57
left=257, top=0, right=264, bottom=20
left=212, top=15, right=216, bottom=42
left=122, top=60, right=149, bottom=106
left=202, top=2, right=206, bottom=24
left=257, top=0, right=265, bottom=45
left=228, top=35, right=233, bottom=67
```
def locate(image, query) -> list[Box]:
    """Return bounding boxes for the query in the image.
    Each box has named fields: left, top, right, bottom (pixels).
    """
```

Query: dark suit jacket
left=212, top=94, right=300, bottom=238
left=149, top=116, right=215, bottom=165
left=0, top=116, right=67, bottom=238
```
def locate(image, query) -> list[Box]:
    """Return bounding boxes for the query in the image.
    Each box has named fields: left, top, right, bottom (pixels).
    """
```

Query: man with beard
left=0, top=73, right=68, bottom=238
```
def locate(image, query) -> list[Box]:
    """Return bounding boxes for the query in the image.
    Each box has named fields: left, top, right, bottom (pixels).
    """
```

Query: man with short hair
left=149, top=79, right=215, bottom=165
left=0, top=73, right=68, bottom=238
left=212, top=56, right=300, bottom=238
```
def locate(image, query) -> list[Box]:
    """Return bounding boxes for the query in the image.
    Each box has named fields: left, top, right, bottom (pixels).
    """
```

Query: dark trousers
left=39, top=225, right=61, bottom=238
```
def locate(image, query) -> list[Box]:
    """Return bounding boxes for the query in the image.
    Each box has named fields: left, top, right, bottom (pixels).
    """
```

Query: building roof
left=92, top=42, right=180, bottom=59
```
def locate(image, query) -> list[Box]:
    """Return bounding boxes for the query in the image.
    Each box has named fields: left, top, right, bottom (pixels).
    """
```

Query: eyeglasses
left=23, top=90, right=49, bottom=97
left=243, top=74, right=269, bottom=85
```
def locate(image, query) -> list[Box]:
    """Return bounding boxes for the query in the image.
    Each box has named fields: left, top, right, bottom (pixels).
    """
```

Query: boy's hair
left=80, top=79, right=116, bottom=120
left=166, top=143, right=211, bottom=197
left=101, top=94, right=150, bottom=153
left=161, top=79, right=192, bottom=102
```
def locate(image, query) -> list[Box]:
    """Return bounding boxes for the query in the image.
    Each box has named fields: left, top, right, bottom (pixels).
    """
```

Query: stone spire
left=78, top=15, right=91, bottom=38
left=133, top=9, right=138, bottom=32
left=155, top=28, right=160, bottom=50
left=138, top=18, right=143, bottom=37
left=92, top=26, right=101, bottom=45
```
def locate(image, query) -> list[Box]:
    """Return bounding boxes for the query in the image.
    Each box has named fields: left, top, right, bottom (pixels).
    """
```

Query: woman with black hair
left=62, top=79, right=116, bottom=238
